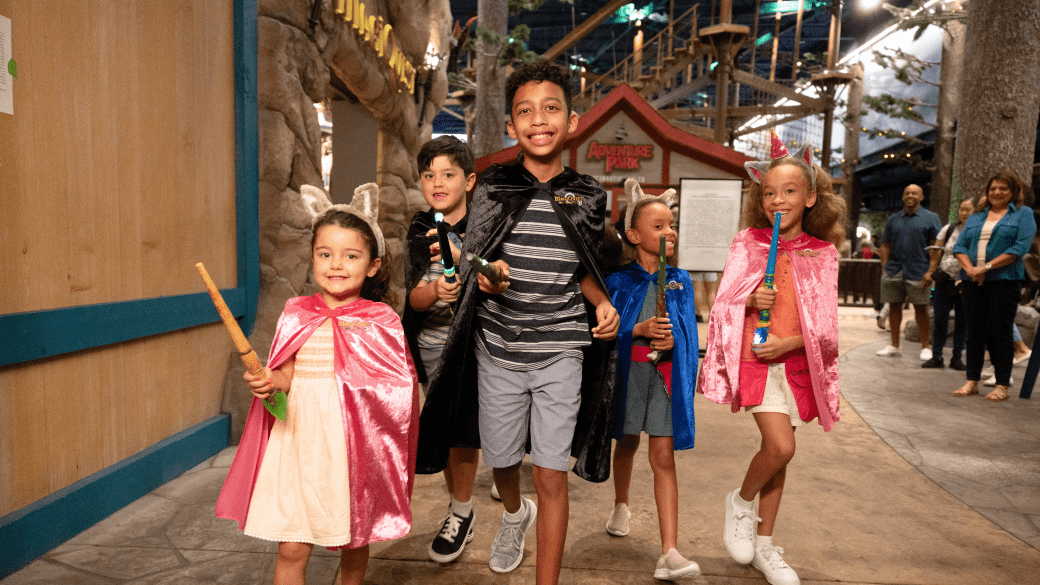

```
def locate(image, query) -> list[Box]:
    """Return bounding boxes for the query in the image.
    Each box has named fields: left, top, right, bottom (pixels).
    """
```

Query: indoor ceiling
left=447, top=0, right=912, bottom=82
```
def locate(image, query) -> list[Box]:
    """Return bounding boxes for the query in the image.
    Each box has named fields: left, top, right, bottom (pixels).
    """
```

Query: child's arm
left=243, top=358, right=295, bottom=400
left=478, top=260, right=511, bottom=294
left=752, top=334, right=804, bottom=360
left=580, top=274, right=619, bottom=340
left=634, top=315, right=673, bottom=350
left=746, top=284, right=776, bottom=310
left=409, top=276, right=460, bottom=311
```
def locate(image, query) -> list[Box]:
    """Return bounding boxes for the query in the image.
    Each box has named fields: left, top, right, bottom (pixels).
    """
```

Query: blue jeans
left=930, top=280, right=965, bottom=360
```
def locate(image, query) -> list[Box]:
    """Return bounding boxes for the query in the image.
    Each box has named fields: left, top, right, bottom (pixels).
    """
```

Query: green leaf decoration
left=7, top=59, right=16, bottom=78
left=264, top=391, right=288, bottom=421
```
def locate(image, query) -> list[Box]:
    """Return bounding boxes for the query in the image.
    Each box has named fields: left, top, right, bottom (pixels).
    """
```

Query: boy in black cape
left=417, top=60, right=619, bottom=584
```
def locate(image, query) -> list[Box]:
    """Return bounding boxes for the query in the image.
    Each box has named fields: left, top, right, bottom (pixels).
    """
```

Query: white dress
left=244, top=320, right=352, bottom=546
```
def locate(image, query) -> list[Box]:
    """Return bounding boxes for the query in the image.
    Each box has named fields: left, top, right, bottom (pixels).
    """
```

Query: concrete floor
left=4, top=308, right=1040, bottom=584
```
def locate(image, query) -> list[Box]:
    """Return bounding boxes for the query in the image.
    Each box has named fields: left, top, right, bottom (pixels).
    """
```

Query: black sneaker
left=428, top=508, right=474, bottom=563
left=949, top=355, right=966, bottom=371
left=921, top=356, right=944, bottom=368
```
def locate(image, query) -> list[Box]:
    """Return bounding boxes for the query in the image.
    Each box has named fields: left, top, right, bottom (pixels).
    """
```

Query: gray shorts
left=881, top=271, right=930, bottom=306
left=418, top=345, right=443, bottom=396
left=476, top=350, right=582, bottom=472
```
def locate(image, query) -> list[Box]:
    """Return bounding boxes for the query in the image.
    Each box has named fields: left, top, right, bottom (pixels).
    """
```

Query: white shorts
left=746, top=362, right=804, bottom=427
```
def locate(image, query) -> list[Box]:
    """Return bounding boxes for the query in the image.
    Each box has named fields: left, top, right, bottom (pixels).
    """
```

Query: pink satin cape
left=215, top=295, right=420, bottom=548
left=698, top=228, right=841, bottom=431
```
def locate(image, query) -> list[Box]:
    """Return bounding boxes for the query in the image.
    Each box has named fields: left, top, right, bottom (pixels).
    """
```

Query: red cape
left=216, top=295, right=419, bottom=547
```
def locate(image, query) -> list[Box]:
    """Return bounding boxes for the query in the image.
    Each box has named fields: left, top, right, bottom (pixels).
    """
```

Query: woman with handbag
left=921, top=198, right=974, bottom=370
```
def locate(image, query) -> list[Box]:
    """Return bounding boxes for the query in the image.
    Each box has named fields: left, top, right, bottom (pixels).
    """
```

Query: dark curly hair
left=417, top=135, right=475, bottom=176
left=742, top=157, right=847, bottom=247
left=311, top=210, right=397, bottom=306
left=506, top=60, right=574, bottom=117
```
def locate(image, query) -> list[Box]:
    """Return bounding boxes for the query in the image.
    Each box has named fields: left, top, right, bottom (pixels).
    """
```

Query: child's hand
left=243, top=367, right=275, bottom=400
left=752, top=333, right=797, bottom=360
left=478, top=260, right=510, bottom=294
left=747, top=285, right=776, bottom=310
left=433, top=274, right=460, bottom=303
left=591, top=301, right=619, bottom=340
left=425, top=228, right=462, bottom=265
left=636, top=315, right=673, bottom=350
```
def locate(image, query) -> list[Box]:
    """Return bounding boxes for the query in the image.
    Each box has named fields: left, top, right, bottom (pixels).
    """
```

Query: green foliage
left=465, top=0, right=575, bottom=66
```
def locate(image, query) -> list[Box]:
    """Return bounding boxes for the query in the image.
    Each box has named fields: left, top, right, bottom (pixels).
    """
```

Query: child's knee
left=764, top=441, right=795, bottom=465
left=532, top=466, right=568, bottom=499
left=278, top=542, right=312, bottom=565
left=648, top=446, right=676, bottom=474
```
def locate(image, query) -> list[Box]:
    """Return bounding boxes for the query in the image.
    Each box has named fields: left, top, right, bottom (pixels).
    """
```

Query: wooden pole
left=792, top=0, right=805, bottom=79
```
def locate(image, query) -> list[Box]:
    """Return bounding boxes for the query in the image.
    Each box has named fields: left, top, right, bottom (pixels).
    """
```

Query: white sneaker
left=488, top=497, right=537, bottom=573
left=491, top=482, right=501, bottom=501
left=654, top=548, right=701, bottom=581
left=606, top=502, right=630, bottom=536
left=920, top=348, right=933, bottom=361
left=1014, top=350, right=1032, bottom=365
left=752, top=543, right=800, bottom=585
left=983, top=375, right=1012, bottom=387
left=723, top=489, right=758, bottom=564
left=876, top=345, right=901, bottom=357
left=981, top=365, right=994, bottom=378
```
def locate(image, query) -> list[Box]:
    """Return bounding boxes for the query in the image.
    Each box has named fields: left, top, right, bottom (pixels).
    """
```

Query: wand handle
left=655, top=235, right=667, bottom=317
left=434, top=213, right=457, bottom=284
left=752, top=213, right=782, bottom=345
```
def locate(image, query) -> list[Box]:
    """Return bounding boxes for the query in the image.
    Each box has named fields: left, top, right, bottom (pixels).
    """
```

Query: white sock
left=734, top=491, right=754, bottom=510
left=503, top=499, right=525, bottom=523
left=757, top=535, right=773, bottom=550
left=450, top=496, right=473, bottom=517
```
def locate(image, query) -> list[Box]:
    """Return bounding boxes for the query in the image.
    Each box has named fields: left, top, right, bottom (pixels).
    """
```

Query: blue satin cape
left=606, top=262, right=697, bottom=450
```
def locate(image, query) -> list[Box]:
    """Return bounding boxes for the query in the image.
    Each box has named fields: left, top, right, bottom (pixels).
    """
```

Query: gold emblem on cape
left=796, top=249, right=820, bottom=257
left=554, top=192, right=582, bottom=205
left=664, top=281, right=684, bottom=290
left=338, top=320, right=372, bottom=330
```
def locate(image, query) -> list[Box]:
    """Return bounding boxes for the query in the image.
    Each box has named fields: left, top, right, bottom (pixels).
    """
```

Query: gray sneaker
left=488, top=496, right=537, bottom=573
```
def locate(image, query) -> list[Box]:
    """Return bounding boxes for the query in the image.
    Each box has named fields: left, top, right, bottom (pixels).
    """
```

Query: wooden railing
left=838, top=259, right=882, bottom=307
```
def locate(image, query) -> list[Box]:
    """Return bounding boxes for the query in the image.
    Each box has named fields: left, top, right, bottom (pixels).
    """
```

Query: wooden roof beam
left=542, top=0, right=631, bottom=61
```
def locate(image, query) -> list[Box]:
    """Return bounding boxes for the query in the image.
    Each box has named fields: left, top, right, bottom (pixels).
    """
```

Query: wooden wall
left=0, top=0, right=239, bottom=516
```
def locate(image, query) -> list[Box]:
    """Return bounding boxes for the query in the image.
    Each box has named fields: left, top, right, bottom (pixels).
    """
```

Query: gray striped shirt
left=476, top=193, right=590, bottom=370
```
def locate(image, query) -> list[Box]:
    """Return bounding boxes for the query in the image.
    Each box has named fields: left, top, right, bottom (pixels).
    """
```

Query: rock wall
left=223, top=0, right=452, bottom=441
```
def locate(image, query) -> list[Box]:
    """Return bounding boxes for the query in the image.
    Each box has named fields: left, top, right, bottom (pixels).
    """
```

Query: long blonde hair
left=741, top=157, right=847, bottom=246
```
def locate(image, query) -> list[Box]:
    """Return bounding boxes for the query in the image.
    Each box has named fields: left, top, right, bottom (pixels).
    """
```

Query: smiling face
left=986, top=179, right=1013, bottom=210
left=626, top=201, right=677, bottom=269
left=902, top=184, right=924, bottom=213
left=312, top=225, right=381, bottom=308
left=420, top=155, right=474, bottom=222
left=507, top=80, right=579, bottom=176
left=761, top=163, right=817, bottom=240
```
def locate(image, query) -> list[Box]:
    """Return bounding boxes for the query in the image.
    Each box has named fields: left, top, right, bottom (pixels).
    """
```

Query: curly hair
left=506, top=59, right=574, bottom=117
left=974, top=169, right=1027, bottom=212
left=741, top=157, right=847, bottom=247
left=311, top=210, right=397, bottom=306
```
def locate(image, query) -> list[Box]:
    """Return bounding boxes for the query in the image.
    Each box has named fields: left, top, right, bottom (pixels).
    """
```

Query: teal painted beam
left=0, top=415, right=231, bottom=579
left=235, top=0, right=260, bottom=336
left=0, top=0, right=259, bottom=368
left=0, top=289, right=244, bottom=368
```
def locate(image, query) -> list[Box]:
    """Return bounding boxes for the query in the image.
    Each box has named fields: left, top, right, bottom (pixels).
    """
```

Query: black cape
left=403, top=209, right=468, bottom=385
left=416, top=162, right=618, bottom=483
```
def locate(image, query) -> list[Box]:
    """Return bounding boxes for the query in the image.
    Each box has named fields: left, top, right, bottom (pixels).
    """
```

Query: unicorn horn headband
left=623, top=178, right=677, bottom=232
left=303, top=182, right=386, bottom=257
left=744, top=130, right=816, bottom=191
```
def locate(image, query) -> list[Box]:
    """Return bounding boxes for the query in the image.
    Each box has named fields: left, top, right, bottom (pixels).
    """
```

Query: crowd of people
left=874, top=174, right=1037, bottom=403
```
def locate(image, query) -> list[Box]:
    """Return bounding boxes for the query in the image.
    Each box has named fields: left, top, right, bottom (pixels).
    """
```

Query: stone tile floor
left=4, top=308, right=1040, bottom=584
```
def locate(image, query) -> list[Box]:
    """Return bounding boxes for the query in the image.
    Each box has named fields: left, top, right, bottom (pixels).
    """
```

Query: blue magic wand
left=752, top=212, right=782, bottom=345
left=434, top=212, right=457, bottom=314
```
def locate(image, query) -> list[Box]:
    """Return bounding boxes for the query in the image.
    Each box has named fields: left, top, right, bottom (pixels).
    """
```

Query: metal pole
left=792, top=0, right=805, bottom=79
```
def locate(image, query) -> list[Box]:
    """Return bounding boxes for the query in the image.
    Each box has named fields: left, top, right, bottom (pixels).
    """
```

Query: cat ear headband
left=623, top=178, right=677, bottom=232
left=305, top=182, right=385, bottom=257
left=744, top=130, right=816, bottom=192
